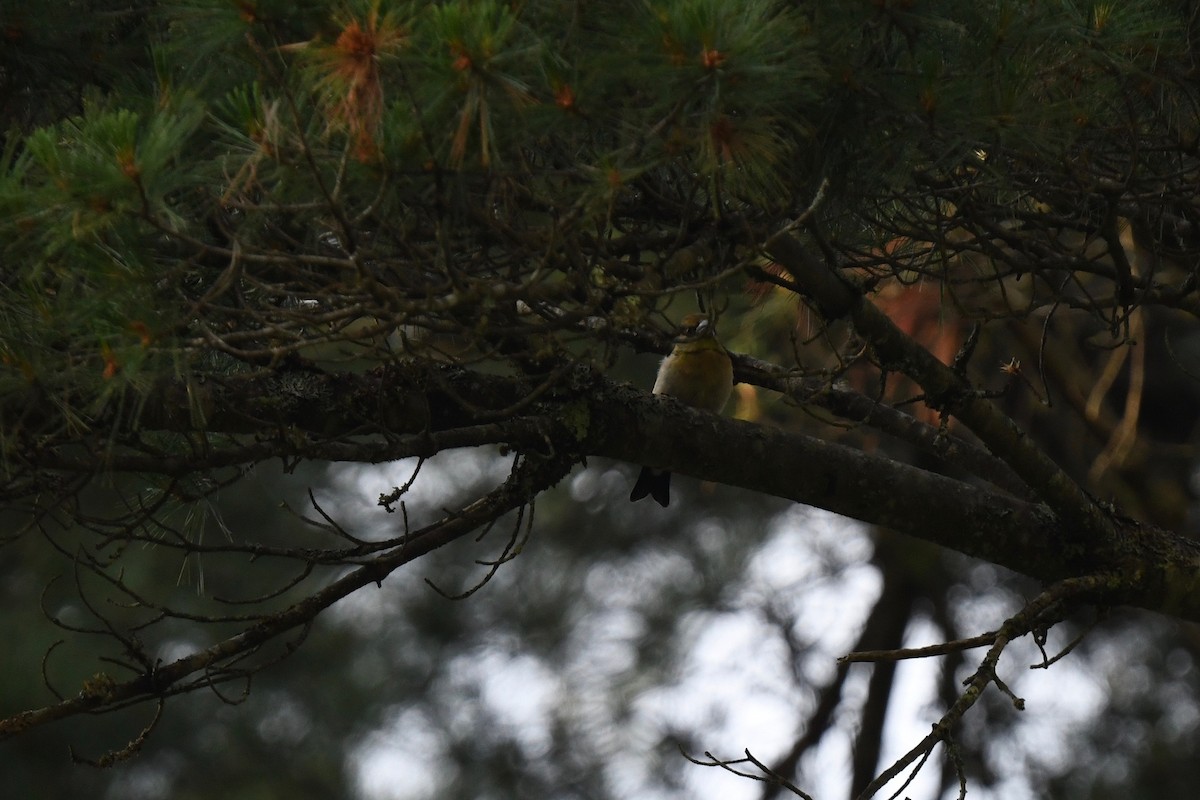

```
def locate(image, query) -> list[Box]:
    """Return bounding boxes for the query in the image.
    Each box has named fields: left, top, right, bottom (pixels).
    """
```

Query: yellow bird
left=629, top=313, right=734, bottom=506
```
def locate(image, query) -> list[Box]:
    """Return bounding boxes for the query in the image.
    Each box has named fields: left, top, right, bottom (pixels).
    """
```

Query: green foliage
left=638, top=0, right=822, bottom=201
left=0, top=98, right=205, bottom=412
left=20, top=104, right=204, bottom=239
left=419, top=0, right=539, bottom=167
left=812, top=0, right=1188, bottom=200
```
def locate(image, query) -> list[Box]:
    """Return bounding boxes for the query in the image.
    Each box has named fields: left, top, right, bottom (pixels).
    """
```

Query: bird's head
left=675, top=313, right=717, bottom=343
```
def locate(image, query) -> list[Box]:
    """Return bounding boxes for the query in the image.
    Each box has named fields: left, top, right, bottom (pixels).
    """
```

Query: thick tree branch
left=763, top=231, right=1118, bottom=542
left=16, top=360, right=1200, bottom=624
left=588, top=382, right=1200, bottom=623
left=732, top=353, right=1033, bottom=498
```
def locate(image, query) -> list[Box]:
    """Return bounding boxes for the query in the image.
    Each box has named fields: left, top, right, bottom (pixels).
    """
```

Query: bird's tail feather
left=629, top=467, right=671, bottom=507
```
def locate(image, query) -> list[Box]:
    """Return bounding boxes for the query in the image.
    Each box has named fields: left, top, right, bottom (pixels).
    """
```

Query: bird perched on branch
left=629, top=313, right=734, bottom=507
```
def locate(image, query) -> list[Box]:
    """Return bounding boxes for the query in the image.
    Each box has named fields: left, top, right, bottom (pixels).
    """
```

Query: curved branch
left=0, top=447, right=574, bottom=741
left=589, top=380, right=1200, bottom=623
left=16, top=359, right=1200, bottom=627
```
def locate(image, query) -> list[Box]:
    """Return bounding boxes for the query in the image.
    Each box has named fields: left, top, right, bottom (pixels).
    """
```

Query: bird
left=629, top=313, right=734, bottom=507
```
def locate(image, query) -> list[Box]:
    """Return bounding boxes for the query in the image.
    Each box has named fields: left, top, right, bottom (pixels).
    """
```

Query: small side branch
left=854, top=574, right=1111, bottom=799
left=682, top=748, right=815, bottom=800
left=840, top=632, right=997, bottom=664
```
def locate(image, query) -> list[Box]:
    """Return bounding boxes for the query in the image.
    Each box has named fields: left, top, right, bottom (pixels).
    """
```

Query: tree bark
left=19, top=358, right=1200, bottom=625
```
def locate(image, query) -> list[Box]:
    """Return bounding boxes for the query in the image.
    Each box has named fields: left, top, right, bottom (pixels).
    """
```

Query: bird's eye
left=676, top=316, right=710, bottom=338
